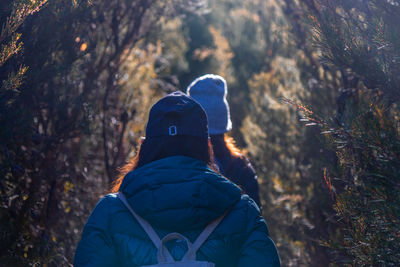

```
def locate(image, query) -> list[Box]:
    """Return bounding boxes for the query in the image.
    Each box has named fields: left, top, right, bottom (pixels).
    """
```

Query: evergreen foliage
left=281, top=0, right=400, bottom=265
left=0, top=0, right=204, bottom=265
left=1, top=0, right=399, bottom=266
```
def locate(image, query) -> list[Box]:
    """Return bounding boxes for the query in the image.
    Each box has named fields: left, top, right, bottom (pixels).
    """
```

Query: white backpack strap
left=183, top=207, right=232, bottom=261
left=158, top=232, right=193, bottom=263
left=117, top=192, right=174, bottom=262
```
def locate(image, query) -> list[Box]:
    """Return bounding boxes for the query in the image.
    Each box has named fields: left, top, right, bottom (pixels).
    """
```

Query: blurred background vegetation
left=1, top=0, right=399, bottom=266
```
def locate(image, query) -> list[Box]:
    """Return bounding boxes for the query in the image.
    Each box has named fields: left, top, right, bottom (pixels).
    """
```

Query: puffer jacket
left=74, top=156, right=280, bottom=267
left=215, top=154, right=261, bottom=207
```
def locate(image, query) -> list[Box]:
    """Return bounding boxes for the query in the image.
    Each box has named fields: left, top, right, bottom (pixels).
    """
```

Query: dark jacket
left=74, top=156, right=280, bottom=267
left=215, top=154, right=261, bottom=207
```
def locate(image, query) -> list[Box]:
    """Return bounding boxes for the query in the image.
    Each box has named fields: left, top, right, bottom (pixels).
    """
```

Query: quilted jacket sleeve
left=74, top=195, right=120, bottom=267
left=237, top=198, right=280, bottom=267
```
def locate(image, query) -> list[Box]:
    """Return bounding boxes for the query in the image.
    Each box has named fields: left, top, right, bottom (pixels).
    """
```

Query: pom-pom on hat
left=186, top=74, right=232, bottom=134
left=145, top=91, right=208, bottom=138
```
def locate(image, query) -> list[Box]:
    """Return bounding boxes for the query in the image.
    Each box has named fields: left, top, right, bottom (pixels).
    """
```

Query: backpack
left=117, top=192, right=229, bottom=267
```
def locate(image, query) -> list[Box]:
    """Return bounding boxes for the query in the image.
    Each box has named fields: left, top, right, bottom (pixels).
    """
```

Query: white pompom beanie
left=186, top=74, right=232, bottom=135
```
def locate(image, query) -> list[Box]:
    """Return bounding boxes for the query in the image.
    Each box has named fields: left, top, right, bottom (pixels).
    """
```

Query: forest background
left=1, top=0, right=399, bottom=266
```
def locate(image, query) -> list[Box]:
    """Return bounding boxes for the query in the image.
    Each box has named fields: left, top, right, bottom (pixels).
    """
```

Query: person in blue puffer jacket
left=74, top=91, right=280, bottom=267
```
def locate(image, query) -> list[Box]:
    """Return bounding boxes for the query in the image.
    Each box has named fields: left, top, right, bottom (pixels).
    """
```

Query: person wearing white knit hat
left=187, top=74, right=261, bottom=207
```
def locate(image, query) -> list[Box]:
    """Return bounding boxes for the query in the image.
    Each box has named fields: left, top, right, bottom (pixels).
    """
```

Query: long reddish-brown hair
left=211, top=134, right=244, bottom=157
left=110, top=135, right=215, bottom=193
left=209, top=134, right=246, bottom=176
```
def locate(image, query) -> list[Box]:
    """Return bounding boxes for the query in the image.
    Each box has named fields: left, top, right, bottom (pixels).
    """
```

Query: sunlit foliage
left=0, top=0, right=204, bottom=265
left=1, top=0, right=399, bottom=266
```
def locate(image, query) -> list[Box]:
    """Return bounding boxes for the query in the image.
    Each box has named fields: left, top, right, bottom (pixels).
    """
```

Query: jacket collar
left=120, top=156, right=241, bottom=230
